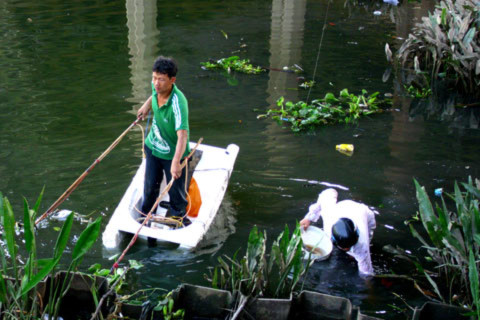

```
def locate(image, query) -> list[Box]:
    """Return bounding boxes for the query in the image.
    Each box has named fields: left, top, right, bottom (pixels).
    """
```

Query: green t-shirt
left=145, top=83, right=191, bottom=160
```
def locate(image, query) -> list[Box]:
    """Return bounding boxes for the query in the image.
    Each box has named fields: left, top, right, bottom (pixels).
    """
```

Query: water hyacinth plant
left=201, top=56, right=265, bottom=74
left=384, top=178, right=480, bottom=317
left=262, top=89, right=389, bottom=132
left=206, top=223, right=310, bottom=299
left=396, top=0, right=480, bottom=96
left=0, top=190, right=102, bottom=320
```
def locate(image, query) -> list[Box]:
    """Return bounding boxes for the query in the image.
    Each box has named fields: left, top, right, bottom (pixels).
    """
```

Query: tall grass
left=0, top=190, right=102, bottom=319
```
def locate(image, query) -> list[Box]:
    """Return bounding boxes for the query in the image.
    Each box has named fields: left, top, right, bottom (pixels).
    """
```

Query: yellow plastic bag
left=186, top=177, right=202, bottom=218
left=335, top=144, right=354, bottom=156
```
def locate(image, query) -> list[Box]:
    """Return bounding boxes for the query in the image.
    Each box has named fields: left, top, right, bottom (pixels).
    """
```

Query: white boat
left=102, top=142, right=239, bottom=250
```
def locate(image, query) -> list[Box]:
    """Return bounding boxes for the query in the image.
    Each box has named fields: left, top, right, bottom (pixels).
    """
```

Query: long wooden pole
left=35, top=117, right=142, bottom=225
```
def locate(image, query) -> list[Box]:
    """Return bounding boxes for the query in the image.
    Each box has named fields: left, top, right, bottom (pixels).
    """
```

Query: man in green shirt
left=137, top=56, right=191, bottom=225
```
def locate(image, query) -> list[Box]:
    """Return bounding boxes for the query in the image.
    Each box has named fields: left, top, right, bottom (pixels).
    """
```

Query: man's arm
left=137, top=96, right=152, bottom=120
left=300, top=201, right=322, bottom=230
left=171, top=129, right=188, bottom=179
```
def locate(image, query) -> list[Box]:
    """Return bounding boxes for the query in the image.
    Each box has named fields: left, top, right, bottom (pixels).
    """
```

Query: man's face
left=152, top=72, right=176, bottom=95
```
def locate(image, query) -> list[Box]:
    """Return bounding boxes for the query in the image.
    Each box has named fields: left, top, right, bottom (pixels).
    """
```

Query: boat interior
left=129, top=149, right=204, bottom=230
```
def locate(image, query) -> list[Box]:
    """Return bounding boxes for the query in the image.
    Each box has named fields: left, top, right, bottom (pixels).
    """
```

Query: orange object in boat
left=187, top=177, right=202, bottom=218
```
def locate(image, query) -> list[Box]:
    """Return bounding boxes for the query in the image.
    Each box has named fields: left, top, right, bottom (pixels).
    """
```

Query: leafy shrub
left=397, top=0, right=480, bottom=96
left=206, top=223, right=310, bottom=299
left=0, top=190, right=102, bottom=320
left=384, top=178, right=480, bottom=317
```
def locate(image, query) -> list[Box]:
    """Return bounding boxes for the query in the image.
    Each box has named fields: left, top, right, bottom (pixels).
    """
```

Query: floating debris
left=383, top=0, right=398, bottom=5
left=51, top=209, right=73, bottom=221
left=336, top=144, right=354, bottom=156
left=220, top=30, right=228, bottom=39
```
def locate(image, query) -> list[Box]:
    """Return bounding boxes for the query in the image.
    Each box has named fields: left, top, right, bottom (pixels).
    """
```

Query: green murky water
left=1, top=0, right=479, bottom=318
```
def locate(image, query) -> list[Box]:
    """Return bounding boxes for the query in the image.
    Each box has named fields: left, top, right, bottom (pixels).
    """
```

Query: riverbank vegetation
left=259, top=89, right=391, bottom=132
left=206, top=224, right=309, bottom=299
left=0, top=191, right=102, bottom=319
left=205, top=224, right=311, bottom=318
left=205, top=223, right=310, bottom=319
left=395, top=0, right=480, bottom=98
left=384, top=178, right=480, bottom=318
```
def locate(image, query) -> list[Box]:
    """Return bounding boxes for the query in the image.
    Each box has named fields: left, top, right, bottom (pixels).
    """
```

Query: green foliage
left=116, top=289, right=184, bottom=320
left=201, top=56, right=265, bottom=74
left=158, top=292, right=185, bottom=320
left=89, top=259, right=144, bottom=294
left=405, top=84, right=432, bottom=99
left=397, top=0, right=480, bottom=96
left=206, top=223, right=311, bottom=299
left=0, top=191, right=102, bottom=320
left=384, top=178, right=480, bottom=315
left=262, top=89, right=389, bottom=132
left=299, top=80, right=315, bottom=89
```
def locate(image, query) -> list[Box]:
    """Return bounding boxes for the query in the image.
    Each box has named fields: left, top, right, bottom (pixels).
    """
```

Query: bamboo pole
left=35, top=117, right=142, bottom=225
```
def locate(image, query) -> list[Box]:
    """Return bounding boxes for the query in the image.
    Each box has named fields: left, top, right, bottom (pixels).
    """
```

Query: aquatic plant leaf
left=462, top=182, right=480, bottom=199
left=441, top=8, right=447, bottom=25
left=441, top=234, right=467, bottom=261
left=463, top=27, right=476, bottom=46
left=21, top=258, right=58, bottom=296
left=434, top=203, right=449, bottom=235
left=128, top=259, right=144, bottom=270
left=72, top=217, right=101, bottom=262
left=23, top=198, right=35, bottom=254
left=37, top=258, right=54, bottom=270
left=0, top=192, right=3, bottom=226
left=53, top=212, right=74, bottom=260
left=468, top=249, right=479, bottom=312
left=32, top=187, right=45, bottom=220
left=408, top=224, right=431, bottom=250
left=2, top=197, right=17, bottom=260
left=0, top=269, right=7, bottom=304
left=211, top=267, right=219, bottom=289
left=423, top=270, right=445, bottom=302
left=414, top=179, right=442, bottom=247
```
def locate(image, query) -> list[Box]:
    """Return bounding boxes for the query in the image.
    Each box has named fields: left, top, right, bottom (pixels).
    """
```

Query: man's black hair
left=152, top=56, right=178, bottom=78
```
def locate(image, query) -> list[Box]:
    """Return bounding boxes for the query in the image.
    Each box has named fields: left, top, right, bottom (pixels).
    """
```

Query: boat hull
left=102, top=143, right=239, bottom=250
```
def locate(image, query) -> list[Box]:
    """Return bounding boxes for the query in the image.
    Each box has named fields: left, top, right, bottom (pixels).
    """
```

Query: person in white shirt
left=300, top=188, right=376, bottom=276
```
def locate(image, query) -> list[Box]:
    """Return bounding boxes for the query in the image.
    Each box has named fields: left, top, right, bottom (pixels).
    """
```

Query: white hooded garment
left=304, top=188, right=376, bottom=276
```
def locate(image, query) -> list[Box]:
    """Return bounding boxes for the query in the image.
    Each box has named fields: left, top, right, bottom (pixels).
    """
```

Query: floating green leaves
left=201, top=56, right=265, bottom=74
left=261, top=89, right=390, bottom=132
left=405, top=85, right=432, bottom=99
left=299, top=80, right=315, bottom=89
